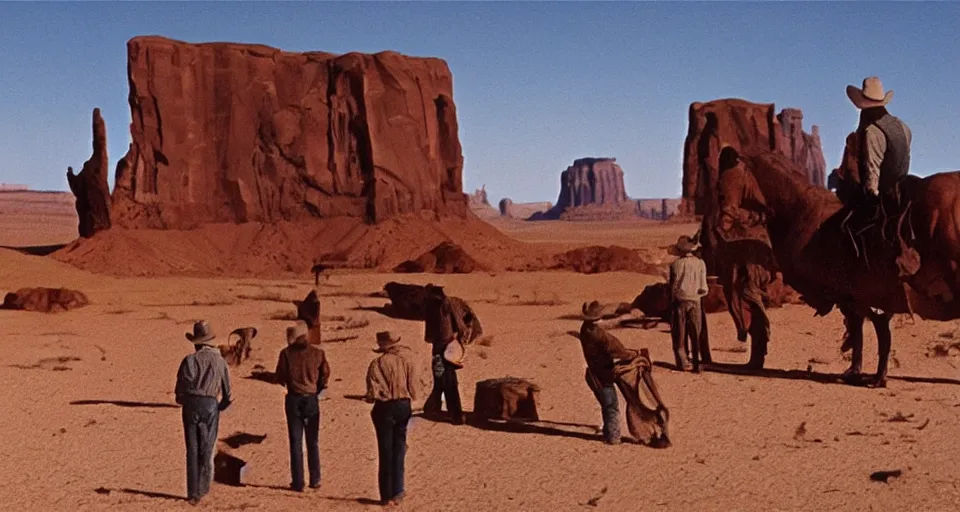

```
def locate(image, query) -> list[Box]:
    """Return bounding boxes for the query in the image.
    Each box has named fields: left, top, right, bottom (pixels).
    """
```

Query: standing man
left=274, top=320, right=331, bottom=492
left=669, top=236, right=710, bottom=372
left=175, top=320, right=233, bottom=505
left=366, top=331, right=419, bottom=506
left=846, top=76, right=912, bottom=203
left=578, top=302, right=639, bottom=445
left=422, top=285, right=467, bottom=425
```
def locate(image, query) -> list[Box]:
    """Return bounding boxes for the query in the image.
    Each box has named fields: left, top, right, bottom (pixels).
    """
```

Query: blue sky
left=1, top=2, right=958, bottom=203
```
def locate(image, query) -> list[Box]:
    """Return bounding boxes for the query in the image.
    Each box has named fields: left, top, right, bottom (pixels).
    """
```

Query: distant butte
left=58, top=36, right=547, bottom=276
left=72, top=35, right=467, bottom=234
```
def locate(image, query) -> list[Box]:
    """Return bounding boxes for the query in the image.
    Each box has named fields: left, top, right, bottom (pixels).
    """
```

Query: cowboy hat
left=675, top=235, right=697, bottom=254
left=846, top=76, right=893, bottom=109
left=185, top=320, right=216, bottom=345
left=581, top=301, right=606, bottom=321
left=374, top=331, right=402, bottom=353
left=286, top=321, right=309, bottom=345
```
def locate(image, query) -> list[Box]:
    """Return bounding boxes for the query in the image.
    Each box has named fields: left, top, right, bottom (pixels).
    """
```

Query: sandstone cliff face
left=776, top=108, right=826, bottom=188
left=468, top=185, right=489, bottom=207
left=636, top=198, right=681, bottom=220
left=498, top=198, right=552, bottom=219
left=66, top=108, right=112, bottom=238
left=681, top=99, right=826, bottom=216
left=540, top=157, right=632, bottom=220
left=107, top=36, right=467, bottom=229
left=556, top=157, right=628, bottom=209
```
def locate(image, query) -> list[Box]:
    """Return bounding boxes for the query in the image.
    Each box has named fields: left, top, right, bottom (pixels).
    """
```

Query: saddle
left=840, top=176, right=922, bottom=277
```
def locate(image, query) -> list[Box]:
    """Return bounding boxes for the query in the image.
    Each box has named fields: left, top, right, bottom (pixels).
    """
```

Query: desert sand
left=2, top=192, right=960, bottom=511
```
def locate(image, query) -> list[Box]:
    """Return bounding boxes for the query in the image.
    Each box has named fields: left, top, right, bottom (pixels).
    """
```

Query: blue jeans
left=594, top=386, right=621, bottom=443
left=284, top=393, right=321, bottom=490
left=372, top=399, right=412, bottom=503
left=181, top=396, right=219, bottom=500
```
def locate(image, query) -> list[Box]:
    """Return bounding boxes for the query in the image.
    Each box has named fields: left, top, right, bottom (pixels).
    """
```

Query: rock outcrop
left=1, top=287, right=90, bottom=313
left=498, top=198, right=512, bottom=216
left=540, top=158, right=631, bottom=219
left=776, top=109, right=826, bottom=188
left=394, top=241, right=485, bottom=274
left=498, top=198, right=553, bottom=219
left=84, top=36, right=467, bottom=231
left=551, top=245, right=659, bottom=275
left=66, top=108, right=112, bottom=238
left=468, top=186, right=490, bottom=207
left=636, top=198, right=681, bottom=220
left=681, top=99, right=826, bottom=216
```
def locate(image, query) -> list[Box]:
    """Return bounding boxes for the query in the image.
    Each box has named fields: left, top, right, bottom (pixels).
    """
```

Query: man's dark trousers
left=372, top=399, right=412, bottom=503
left=182, top=396, right=219, bottom=501
left=285, top=393, right=321, bottom=491
left=424, top=351, right=463, bottom=419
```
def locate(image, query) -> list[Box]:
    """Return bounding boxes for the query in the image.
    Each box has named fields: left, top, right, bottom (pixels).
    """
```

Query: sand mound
left=1, top=287, right=90, bottom=313
left=51, top=213, right=547, bottom=277
left=394, top=241, right=485, bottom=274
left=551, top=245, right=660, bottom=274
left=631, top=282, right=728, bottom=318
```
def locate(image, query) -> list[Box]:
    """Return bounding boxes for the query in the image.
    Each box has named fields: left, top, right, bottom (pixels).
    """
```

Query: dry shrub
left=716, top=345, right=748, bottom=354
left=501, top=290, right=567, bottom=306
left=475, top=336, right=494, bottom=347
left=268, top=310, right=298, bottom=321
left=236, top=291, right=290, bottom=303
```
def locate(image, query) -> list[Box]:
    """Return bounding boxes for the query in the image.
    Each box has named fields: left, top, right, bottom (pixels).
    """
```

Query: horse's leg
left=840, top=309, right=865, bottom=384
left=870, top=313, right=893, bottom=388
left=745, top=302, right=769, bottom=369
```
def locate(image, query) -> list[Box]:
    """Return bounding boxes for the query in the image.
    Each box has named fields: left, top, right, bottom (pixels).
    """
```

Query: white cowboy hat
left=286, top=321, right=309, bottom=345
left=846, top=76, right=893, bottom=109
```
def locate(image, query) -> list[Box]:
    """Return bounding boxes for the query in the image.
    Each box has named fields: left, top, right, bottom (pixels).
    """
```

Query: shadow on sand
left=323, top=496, right=384, bottom=506
left=220, top=432, right=267, bottom=449
left=416, top=411, right=604, bottom=442
left=351, top=305, right=423, bottom=322
left=652, top=361, right=960, bottom=387
left=240, top=484, right=382, bottom=505
left=245, top=371, right=278, bottom=384
left=0, top=244, right=67, bottom=256
left=94, top=487, right=184, bottom=501
left=71, top=399, right=178, bottom=409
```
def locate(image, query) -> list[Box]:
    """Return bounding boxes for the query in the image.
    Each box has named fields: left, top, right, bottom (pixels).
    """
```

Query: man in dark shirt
left=275, top=320, right=331, bottom=492
left=422, top=284, right=467, bottom=425
left=175, top=320, right=233, bottom=505
left=578, top=302, right=639, bottom=445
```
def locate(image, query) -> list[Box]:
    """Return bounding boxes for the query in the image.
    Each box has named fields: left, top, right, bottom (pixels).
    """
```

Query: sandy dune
left=2, top=194, right=960, bottom=511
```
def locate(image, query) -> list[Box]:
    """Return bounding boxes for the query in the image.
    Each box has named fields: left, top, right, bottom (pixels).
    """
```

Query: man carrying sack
left=274, top=320, right=331, bottom=492
left=175, top=320, right=233, bottom=505
left=578, top=302, right=639, bottom=445
left=422, top=284, right=468, bottom=425
left=366, top=331, right=419, bottom=506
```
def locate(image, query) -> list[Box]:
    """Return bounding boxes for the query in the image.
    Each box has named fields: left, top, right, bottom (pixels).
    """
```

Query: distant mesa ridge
left=681, top=98, right=826, bottom=216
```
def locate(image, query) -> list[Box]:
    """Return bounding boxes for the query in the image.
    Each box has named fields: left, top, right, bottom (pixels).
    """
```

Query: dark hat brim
left=186, top=333, right=216, bottom=344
